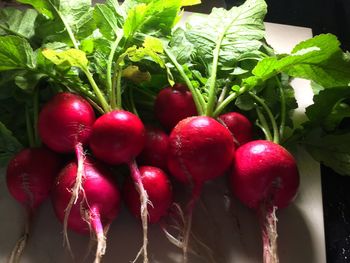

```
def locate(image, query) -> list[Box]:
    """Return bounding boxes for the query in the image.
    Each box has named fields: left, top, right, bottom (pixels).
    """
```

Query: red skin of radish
left=89, top=110, right=145, bottom=165
left=167, top=116, right=235, bottom=185
left=52, top=158, right=120, bottom=235
left=38, top=92, right=96, bottom=153
left=218, top=112, right=253, bottom=146
left=137, top=126, right=169, bottom=171
left=154, top=83, right=198, bottom=131
left=123, top=166, right=173, bottom=223
left=6, top=147, right=62, bottom=211
left=230, top=140, right=300, bottom=210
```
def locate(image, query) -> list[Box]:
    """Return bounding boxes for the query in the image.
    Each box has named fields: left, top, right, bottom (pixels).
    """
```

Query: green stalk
left=256, top=107, right=273, bottom=141
left=128, top=87, right=139, bottom=117
left=111, top=67, right=123, bottom=110
left=25, top=104, right=35, bottom=148
left=213, top=86, right=248, bottom=117
left=249, top=92, right=279, bottom=144
left=163, top=47, right=205, bottom=115
left=84, top=70, right=111, bottom=113
left=276, top=77, right=286, bottom=140
left=107, top=34, right=123, bottom=105
left=205, top=33, right=225, bottom=117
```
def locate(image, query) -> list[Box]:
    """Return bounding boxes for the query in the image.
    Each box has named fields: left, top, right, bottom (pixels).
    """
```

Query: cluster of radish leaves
left=162, top=0, right=350, bottom=174
left=0, top=0, right=350, bottom=263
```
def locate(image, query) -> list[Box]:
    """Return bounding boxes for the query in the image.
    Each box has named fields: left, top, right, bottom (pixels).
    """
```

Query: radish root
left=63, top=142, right=86, bottom=257
left=160, top=203, right=216, bottom=263
left=8, top=211, right=31, bottom=263
left=260, top=205, right=279, bottom=263
left=90, top=208, right=107, bottom=263
left=129, top=160, right=150, bottom=263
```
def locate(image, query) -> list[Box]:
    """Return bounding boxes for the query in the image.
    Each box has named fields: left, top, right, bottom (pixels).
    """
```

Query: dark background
left=225, top=0, right=350, bottom=262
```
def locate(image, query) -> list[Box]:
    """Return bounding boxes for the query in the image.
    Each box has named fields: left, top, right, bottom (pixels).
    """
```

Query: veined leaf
left=0, top=8, right=38, bottom=40
left=249, top=34, right=350, bottom=88
left=16, top=0, right=53, bottom=18
left=93, top=3, right=124, bottom=40
left=303, top=131, right=350, bottom=176
left=305, top=86, right=350, bottom=129
left=182, top=0, right=267, bottom=70
left=123, top=0, right=183, bottom=39
left=181, top=0, right=201, bottom=6
left=20, top=0, right=94, bottom=45
left=0, top=36, right=35, bottom=71
left=42, top=48, right=88, bottom=71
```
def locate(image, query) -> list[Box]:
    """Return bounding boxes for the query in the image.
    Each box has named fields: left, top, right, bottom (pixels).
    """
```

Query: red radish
left=89, top=110, right=151, bottom=263
left=167, top=116, right=235, bottom=262
left=37, top=92, right=96, bottom=256
left=89, top=110, right=145, bottom=165
left=52, top=158, right=120, bottom=263
left=230, top=140, right=299, bottom=263
left=137, top=126, right=169, bottom=171
left=38, top=92, right=95, bottom=153
left=218, top=112, right=253, bottom=146
left=154, top=83, right=198, bottom=131
left=123, top=166, right=173, bottom=223
left=6, top=147, right=61, bottom=263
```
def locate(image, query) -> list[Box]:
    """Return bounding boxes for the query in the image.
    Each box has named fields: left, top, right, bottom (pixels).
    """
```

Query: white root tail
left=8, top=214, right=30, bottom=263
left=63, top=142, right=86, bottom=258
left=129, top=160, right=150, bottom=263
left=260, top=205, right=279, bottom=263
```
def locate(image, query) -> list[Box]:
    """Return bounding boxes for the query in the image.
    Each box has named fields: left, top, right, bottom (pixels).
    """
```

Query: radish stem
left=163, top=47, right=205, bottom=115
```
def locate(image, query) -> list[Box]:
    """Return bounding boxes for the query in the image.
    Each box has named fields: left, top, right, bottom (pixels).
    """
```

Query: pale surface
left=0, top=20, right=326, bottom=263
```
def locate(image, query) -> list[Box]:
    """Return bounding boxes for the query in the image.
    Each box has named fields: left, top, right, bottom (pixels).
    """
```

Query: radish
left=38, top=92, right=95, bottom=154
left=137, top=126, right=169, bottom=171
left=154, top=83, right=198, bottom=131
left=52, top=157, right=121, bottom=263
left=123, top=166, right=173, bottom=224
left=218, top=112, right=253, bottom=146
left=38, top=92, right=96, bottom=253
left=6, top=147, right=62, bottom=263
left=89, top=110, right=151, bottom=263
left=167, top=116, right=235, bottom=262
left=230, top=140, right=299, bottom=263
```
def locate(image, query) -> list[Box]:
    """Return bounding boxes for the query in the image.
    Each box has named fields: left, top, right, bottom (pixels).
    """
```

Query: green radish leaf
left=123, top=0, right=183, bottom=39
left=0, top=36, right=35, bottom=70
left=16, top=0, right=54, bottom=18
left=305, top=86, right=350, bottom=130
left=122, top=65, right=151, bottom=83
left=0, top=121, right=23, bottom=167
left=93, top=3, right=124, bottom=40
left=181, top=0, right=267, bottom=72
left=42, top=48, right=88, bottom=71
left=20, top=0, right=94, bottom=45
left=303, top=131, right=350, bottom=176
left=248, top=34, right=350, bottom=88
left=0, top=8, right=38, bottom=40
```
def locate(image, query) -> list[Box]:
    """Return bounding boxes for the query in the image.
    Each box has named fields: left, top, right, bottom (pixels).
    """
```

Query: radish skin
left=218, top=112, right=253, bottom=146
left=137, top=126, right=169, bottom=171
left=52, top=158, right=120, bottom=263
left=123, top=166, right=173, bottom=224
left=6, top=147, right=62, bottom=263
left=231, top=140, right=299, bottom=263
left=89, top=110, right=151, bottom=263
left=167, top=116, right=235, bottom=262
left=155, top=84, right=198, bottom=131
left=38, top=92, right=96, bottom=252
